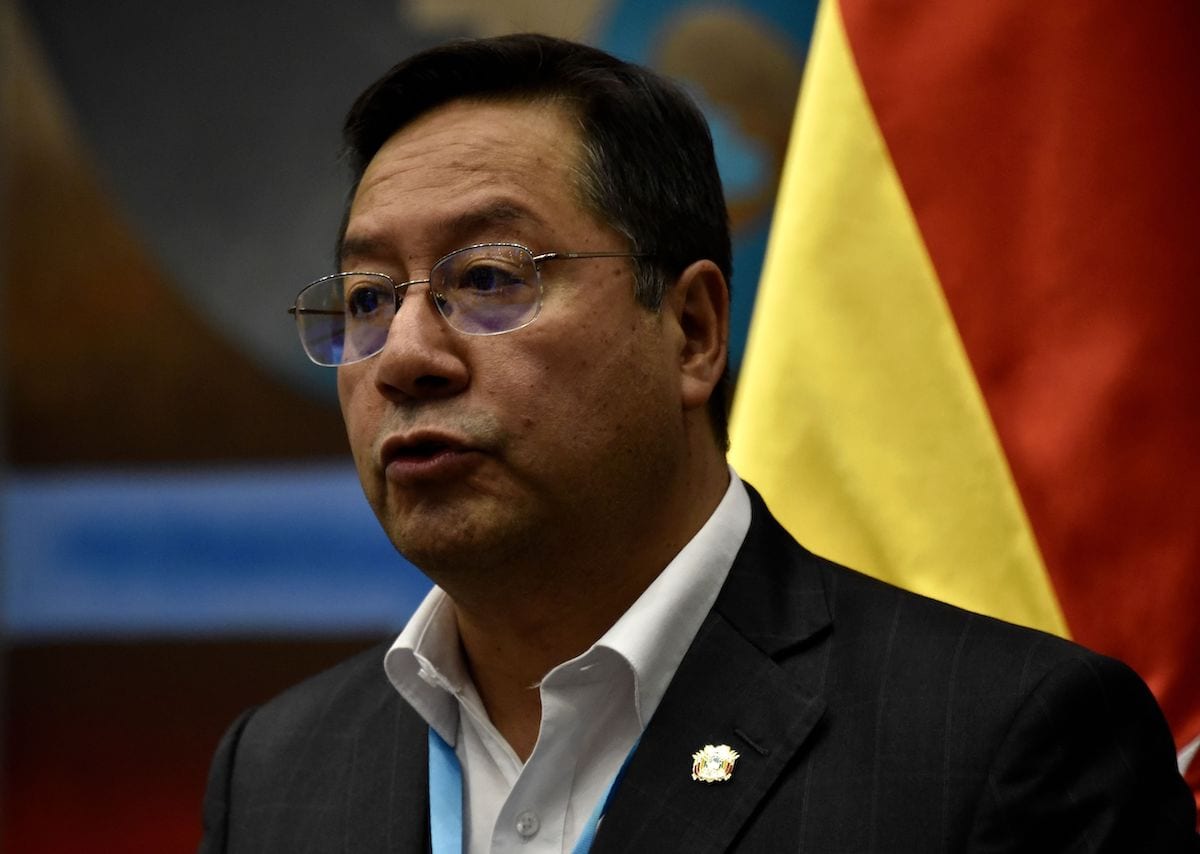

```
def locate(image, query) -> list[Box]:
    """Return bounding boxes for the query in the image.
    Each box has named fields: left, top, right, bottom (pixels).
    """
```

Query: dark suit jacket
left=200, top=489, right=1198, bottom=852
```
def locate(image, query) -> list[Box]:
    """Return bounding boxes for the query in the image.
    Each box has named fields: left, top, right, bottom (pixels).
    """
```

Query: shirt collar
left=592, top=471, right=750, bottom=725
left=385, top=589, right=466, bottom=745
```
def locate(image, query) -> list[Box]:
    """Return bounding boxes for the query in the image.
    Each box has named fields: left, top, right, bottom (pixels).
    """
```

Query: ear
left=664, top=259, right=729, bottom=412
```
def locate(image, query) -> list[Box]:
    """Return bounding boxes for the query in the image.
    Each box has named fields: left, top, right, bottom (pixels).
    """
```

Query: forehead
left=343, top=98, right=596, bottom=264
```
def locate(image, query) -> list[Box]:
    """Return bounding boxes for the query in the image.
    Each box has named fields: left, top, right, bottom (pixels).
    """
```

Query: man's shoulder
left=737, top=489, right=1100, bottom=678
left=235, top=639, right=410, bottom=754
left=703, top=543, right=1199, bottom=847
left=830, top=555, right=1102, bottom=659
left=734, top=492, right=1146, bottom=717
left=203, top=641, right=432, bottom=851
left=820, top=554, right=1080, bottom=657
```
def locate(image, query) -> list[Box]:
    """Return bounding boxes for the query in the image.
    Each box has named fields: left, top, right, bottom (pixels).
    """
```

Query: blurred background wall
left=1, top=1, right=815, bottom=849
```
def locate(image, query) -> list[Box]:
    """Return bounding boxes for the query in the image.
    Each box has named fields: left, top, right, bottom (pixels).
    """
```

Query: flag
left=729, top=0, right=1200, bottom=808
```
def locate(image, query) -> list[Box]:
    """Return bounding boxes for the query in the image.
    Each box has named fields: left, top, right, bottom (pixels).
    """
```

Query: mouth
left=379, top=432, right=482, bottom=482
left=388, top=438, right=458, bottom=461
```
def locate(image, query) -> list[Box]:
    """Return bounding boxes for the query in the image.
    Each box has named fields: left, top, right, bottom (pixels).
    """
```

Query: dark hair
left=342, top=33, right=732, bottom=449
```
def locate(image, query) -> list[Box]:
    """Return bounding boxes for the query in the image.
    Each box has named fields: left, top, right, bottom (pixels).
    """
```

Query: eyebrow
left=337, top=200, right=545, bottom=268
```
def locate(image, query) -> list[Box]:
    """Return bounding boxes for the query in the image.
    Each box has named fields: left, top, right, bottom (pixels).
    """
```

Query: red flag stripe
left=839, top=0, right=1200, bottom=753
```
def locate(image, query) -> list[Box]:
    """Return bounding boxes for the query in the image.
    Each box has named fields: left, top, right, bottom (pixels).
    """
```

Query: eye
left=345, top=279, right=390, bottom=318
left=455, top=262, right=525, bottom=295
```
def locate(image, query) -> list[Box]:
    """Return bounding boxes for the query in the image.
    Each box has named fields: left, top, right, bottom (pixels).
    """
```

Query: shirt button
left=515, top=810, right=540, bottom=838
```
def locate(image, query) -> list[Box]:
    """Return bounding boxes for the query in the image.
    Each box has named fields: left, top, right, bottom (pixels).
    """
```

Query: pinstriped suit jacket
left=200, top=488, right=1198, bottom=852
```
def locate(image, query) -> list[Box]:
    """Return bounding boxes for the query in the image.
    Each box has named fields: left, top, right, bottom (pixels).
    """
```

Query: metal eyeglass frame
left=288, top=242, right=650, bottom=367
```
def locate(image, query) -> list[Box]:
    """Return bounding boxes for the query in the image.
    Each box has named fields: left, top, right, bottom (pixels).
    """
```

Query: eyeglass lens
left=293, top=244, right=542, bottom=366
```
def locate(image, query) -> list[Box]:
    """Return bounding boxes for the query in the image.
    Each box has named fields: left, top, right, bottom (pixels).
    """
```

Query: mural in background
left=4, top=0, right=814, bottom=637
left=2, top=1, right=815, bottom=850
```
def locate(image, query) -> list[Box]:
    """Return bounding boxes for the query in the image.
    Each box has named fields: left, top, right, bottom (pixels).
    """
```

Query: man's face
left=337, top=98, right=689, bottom=584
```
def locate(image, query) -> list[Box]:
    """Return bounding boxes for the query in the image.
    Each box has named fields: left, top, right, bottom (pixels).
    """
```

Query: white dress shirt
left=384, top=472, right=751, bottom=853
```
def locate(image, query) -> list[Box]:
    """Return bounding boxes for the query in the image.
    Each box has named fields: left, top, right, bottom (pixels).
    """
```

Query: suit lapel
left=593, top=488, right=833, bottom=853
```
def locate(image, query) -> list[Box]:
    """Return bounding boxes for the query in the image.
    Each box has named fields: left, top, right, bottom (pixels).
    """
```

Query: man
left=201, top=34, right=1198, bottom=852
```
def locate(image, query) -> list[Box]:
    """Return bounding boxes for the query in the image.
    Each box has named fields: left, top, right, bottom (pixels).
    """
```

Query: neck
left=447, top=458, right=730, bottom=760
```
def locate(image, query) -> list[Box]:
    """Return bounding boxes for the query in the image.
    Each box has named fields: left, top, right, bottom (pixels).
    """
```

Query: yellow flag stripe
left=729, top=0, right=1068, bottom=636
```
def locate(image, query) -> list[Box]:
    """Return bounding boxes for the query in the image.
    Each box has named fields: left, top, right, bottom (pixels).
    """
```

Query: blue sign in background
left=3, top=466, right=429, bottom=637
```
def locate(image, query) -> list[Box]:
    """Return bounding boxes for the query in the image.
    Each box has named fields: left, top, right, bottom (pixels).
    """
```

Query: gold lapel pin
left=691, top=744, right=740, bottom=783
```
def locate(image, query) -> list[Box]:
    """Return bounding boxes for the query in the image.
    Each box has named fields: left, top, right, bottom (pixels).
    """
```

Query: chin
left=387, top=507, right=534, bottom=576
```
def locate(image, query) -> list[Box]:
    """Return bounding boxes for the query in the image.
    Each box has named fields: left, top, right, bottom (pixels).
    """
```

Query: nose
left=370, top=284, right=469, bottom=401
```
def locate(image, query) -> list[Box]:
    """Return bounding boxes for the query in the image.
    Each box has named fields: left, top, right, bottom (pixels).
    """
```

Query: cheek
left=545, top=329, right=669, bottom=438
left=337, top=369, right=376, bottom=457
left=335, top=366, right=355, bottom=412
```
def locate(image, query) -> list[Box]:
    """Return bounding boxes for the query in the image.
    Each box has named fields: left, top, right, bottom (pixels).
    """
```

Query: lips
left=379, top=431, right=482, bottom=482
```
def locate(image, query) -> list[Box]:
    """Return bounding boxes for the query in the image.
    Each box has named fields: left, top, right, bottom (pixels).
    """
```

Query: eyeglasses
left=289, top=242, right=647, bottom=367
